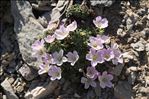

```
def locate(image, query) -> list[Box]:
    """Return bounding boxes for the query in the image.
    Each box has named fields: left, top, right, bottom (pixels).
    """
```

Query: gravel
left=1, top=0, right=149, bottom=99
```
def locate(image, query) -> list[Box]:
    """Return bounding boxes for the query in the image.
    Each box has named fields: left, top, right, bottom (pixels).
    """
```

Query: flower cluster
left=43, top=20, right=77, bottom=43
left=31, top=16, right=124, bottom=90
left=86, top=35, right=123, bottom=66
left=31, top=20, right=79, bottom=81
left=81, top=16, right=123, bottom=89
left=37, top=49, right=79, bottom=81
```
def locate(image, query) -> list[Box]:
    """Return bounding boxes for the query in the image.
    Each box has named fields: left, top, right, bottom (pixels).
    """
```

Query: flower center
left=104, top=54, right=110, bottom=59
left=54, top=72, right=60, bottom=77
left=58, top=57, right=62, bottom=62
left=38, top=48, right=45, bottom=55
left=93, top=55, right=98, bottom=61
left=93, top=44, right=97, bottom=48
left=102, top=77, right=108, bottom=83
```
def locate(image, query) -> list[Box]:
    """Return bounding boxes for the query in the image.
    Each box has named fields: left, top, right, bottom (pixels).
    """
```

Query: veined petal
left=93, top=16, right=108, bottom=29
left=100, top=81, right=106, bottom=88
left=81, top=77, right=87, bottom=84
left=54, top=25, right=69, bottom=40
left=66, top=20, right=77, bottom=32
left=84, top=83, right=90, bottom=89
left=90, top=81, right=97, bottom=88
left=52, top=49, right=66, bottom=66
left=44, top=35, right=55, bottom=43
left=66, top=51, right=79, bottom=66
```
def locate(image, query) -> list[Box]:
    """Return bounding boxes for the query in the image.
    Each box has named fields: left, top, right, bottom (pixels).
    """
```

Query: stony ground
left=0, top=0, right=149, bottom=99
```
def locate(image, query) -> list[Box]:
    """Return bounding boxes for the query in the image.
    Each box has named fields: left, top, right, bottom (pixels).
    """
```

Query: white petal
left=50, top=77, right=56, bottom=81
left=66, top=21, right=77, bottom=31
left=112, top=58, right=118, bottom=65
left=81, top=77, right=87, bottom=83
left=90, top=81, right=97, bottom=87
left=84, top=83, right=90, bottom=89
left=54, top=27, right=69, bottom=40
left=106, top=82, right=113, bottom=88
left=44, top=35, right=55, bottom=43
left=91, top=61, right=97, bottom=67
left=100, top=81, right=106, bottom=88
left=38, top=69, right=47, bottom=75
left=62, top=57, right=67, bottom=62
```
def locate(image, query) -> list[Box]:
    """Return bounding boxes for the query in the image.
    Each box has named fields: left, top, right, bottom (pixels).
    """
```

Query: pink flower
left=31, top=39, right=45, bottom=58
left=97, top=35, right=110, bottom=44
left=48, top=65, right=62, bottom=81
left=38, top=53, right=54, bottom=75
left=32, top=39, right=45, bottom=51
left=81, top=77, right=96, bottom=89
left=54, top=25, right=70, bottom=40
left=86, top=67, right=98, bottom=79
left=66, top=20, right=77, bottom=32
left=54, top=20, right=77, bottom=40
left=86, top=48, right=104, bottom=67
left=52, top=49, right=67, bottom=66
left=93, top=16, right=108, bottom=29
left=88, top=36, right=103, bottom=50
left=66, top=51, right=79, bottom=66
left=111, top=43, right=123, bottom=65
left=41, top=53, right=53, bottom=64
left=101, top=49, right=114, bottom=61
left=38, top=64, right=50, bottom=75
left=98, top=71, right=113, bottom=88
left=44, top=35, right=55, bottom=43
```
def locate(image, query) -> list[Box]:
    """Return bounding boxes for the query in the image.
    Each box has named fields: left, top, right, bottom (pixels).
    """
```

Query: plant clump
left=31, top=15, right=124, bottom=90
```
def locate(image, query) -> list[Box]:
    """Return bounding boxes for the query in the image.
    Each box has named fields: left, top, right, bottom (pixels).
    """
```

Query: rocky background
left=0, top=0, right=149, bottom=99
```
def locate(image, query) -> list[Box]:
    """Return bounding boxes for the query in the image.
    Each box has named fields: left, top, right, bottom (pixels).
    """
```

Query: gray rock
left=7, top=77, right=15, bottom=84
left=126, top=17, right=133, bottom=31
left=131, top=41, right=145, bottom=51
left=92, top=6, right=103, bottom=16
left=137, top=8, right=147, bottom=16
left=1, top=28, right=16, bottom=53
left=38, top=12, right=51, bottom=27
left=117, top=28, right=123, bottom=34
left=11, top=0, right=44, bottom=67
left=15, top=85, right=24, bottom=93
left=3, top=95, right=7, bottom=99
left=62, top=80, right=71, bottom=91
left=146, top=43, right=149, bottom=52
left=128, top=72, right=137, bottom=85
left=31, top=0, right=52, bottom=11
left=147, top=14, right=149, bottom=20
left=1, top=79, right=19, bottom=99
left=143, top=28, right=149, bottom=37
left=18, top=64, right=38, bottom=81
left=139, top=87, right=149, bottom=93
left=25, top=80, right=59, bottom=99
left=74, top=93, right=81, bottom=98
left=50, top=0, right=72, bottom=23
left=122, top=51, right=134, bottom=63
left=114, top=81, right=132, bottom=99
left=7, top=60, right=17, bottom=74
left=0, top=66, right=3, bottom=76
left=90, top=0, right=115, bottom=7
left=117, top=28, right=126, bottom=37
left=111, top=64, right=124, bottom=76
